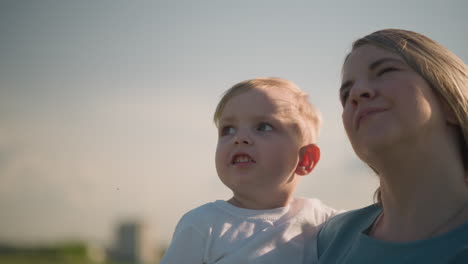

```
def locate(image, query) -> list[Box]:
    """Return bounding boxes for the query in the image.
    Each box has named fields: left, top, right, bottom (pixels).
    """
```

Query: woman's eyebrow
left=340, top=57, right=405, bottom=92
left=340, top=80, right=352, bottom=93
left=369, top=57, right=404, bottom=70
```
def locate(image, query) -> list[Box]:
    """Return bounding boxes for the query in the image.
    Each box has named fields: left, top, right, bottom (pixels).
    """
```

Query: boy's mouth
left=231, top=154, right=256, bottom=165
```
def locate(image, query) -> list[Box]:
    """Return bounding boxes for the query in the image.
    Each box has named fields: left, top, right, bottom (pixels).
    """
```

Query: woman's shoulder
left=317, top=204, right=381, bottom=255
left=322, top=204, right=380, bottom=232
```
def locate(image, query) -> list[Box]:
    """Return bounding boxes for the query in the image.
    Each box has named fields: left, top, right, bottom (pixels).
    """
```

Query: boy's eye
left=220, top=126, right=235, bottom=136
left=257, top=122, right=273, bottom=132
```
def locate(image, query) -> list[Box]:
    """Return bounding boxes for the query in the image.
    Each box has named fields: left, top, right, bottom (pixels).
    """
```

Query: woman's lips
left=355, top=107, right=387, bottom=129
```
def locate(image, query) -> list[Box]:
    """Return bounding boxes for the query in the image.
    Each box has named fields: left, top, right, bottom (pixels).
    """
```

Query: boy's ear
left=295, top=144, right=320, bottom=176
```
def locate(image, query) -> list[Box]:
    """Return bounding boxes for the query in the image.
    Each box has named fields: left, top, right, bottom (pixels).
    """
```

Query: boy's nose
left=234, top=135, right=252, bottom=145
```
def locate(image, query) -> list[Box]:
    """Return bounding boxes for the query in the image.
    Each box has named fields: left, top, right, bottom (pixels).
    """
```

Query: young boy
left=161, top=78, right=338, bottom=264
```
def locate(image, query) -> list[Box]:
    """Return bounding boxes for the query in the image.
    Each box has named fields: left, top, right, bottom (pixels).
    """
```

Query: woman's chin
left=352, top=135, right=400, bottom=162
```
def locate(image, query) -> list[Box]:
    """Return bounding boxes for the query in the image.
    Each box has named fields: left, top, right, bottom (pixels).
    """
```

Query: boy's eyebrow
left=340, top=57, right=405, bottom=93
left=218, top=116, right=236, bottom=124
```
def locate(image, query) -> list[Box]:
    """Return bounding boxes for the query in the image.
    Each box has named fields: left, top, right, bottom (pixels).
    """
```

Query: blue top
left=317, top=204, right=468, bottom=264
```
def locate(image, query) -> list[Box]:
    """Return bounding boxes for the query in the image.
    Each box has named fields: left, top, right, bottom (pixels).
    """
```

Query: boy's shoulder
left=293, top=197, right=342, bottom=224
left=176, top=200, right=251, bottom=229
left=171, top=201, right=224, bottom=238
left=294, top=197, right=336, bottom=211
left=178, top=201, right=224, bottom=225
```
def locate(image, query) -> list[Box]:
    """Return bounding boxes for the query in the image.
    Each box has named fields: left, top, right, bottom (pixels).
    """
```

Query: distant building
left=108, top=220, right=157, bottom=264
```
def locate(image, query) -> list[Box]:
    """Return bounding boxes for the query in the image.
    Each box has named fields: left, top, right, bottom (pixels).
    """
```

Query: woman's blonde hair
left=213, top=77, right=321, bottom=145
left=347, top=29, right=468, bottom=203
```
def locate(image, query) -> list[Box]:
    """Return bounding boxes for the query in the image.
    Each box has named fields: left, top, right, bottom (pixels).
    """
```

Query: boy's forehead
left=224, top=88, right=296, bottom=112
left=258, top=86, right=295, bottom=99
left=218, top=89, right=300, bottom=125
left=245, top=87, right=295, bottom=106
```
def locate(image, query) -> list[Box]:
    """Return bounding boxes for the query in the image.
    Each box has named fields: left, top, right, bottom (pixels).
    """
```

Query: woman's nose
left=349, top=81, right=376, bottom=106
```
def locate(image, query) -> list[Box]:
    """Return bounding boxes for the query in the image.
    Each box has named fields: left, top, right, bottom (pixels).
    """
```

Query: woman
left=317, top=29, right=468, bottom=263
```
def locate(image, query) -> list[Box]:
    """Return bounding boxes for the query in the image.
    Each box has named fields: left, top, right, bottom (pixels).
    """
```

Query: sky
left=0, top=0, right=467, bottom=247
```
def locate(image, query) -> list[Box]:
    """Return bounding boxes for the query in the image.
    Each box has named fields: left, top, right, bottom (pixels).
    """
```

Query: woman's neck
left=368, top=144, right=468, bottom=241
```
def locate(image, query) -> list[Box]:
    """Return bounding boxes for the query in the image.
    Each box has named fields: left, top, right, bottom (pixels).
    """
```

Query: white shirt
left=161, top=197, right=338, bottom=264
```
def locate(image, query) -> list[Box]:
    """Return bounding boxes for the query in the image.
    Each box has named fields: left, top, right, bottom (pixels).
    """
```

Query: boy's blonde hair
left=213, top=77, right=321, bottom=145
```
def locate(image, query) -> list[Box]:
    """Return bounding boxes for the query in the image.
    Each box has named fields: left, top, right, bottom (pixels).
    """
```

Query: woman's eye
left=340, top=90, right=350, bottom=106
left=220, top=126, right=235, bottom=136
left=377, top=67, right=397, bottom=76
left=257, top=122, right=273, bottom=132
